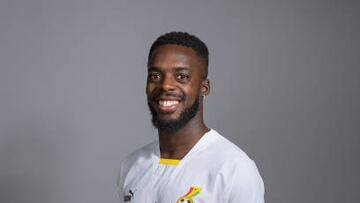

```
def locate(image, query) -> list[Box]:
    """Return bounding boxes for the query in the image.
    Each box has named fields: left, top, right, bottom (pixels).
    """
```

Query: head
left=146, top=32, right=210, bottom=132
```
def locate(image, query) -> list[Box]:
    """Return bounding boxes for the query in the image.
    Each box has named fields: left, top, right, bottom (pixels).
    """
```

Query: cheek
left=146, top=83, right=155, bottom=96
left=187, top=84, right=202, bottom=98
left=184, top=90, right=200, bottom=104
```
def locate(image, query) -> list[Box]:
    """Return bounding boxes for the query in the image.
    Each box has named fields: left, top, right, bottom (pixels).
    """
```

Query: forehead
left=148, top=44, right=204, bottom=71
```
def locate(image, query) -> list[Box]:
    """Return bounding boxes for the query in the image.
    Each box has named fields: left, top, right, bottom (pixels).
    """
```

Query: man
left=118, top=32, right=264, bottom=203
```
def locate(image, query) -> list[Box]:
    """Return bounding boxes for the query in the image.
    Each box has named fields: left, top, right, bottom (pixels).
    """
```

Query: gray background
left=0, top=0, right=359, bottom=203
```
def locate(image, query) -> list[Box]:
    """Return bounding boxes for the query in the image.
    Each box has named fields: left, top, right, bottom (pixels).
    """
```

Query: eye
left=176, top=73, right=189, bottom=80
left=148, top=72, right=161, bottom=81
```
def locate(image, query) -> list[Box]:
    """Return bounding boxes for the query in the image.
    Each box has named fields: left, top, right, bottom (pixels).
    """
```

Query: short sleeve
left=227, top=160, right=265, bottom=203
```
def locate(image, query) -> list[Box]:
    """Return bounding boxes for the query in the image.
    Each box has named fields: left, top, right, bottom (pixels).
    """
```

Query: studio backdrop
left=0, top=0, right=359, bottom=203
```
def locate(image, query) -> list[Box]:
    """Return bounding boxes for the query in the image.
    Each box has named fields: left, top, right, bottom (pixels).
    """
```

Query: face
left=146, top=44, right=209, bottom=132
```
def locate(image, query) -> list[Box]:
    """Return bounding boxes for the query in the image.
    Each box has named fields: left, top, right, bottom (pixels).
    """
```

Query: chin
left=157, top=113, right=182, bottom=121
left=148, top=97, right=200, bottom=132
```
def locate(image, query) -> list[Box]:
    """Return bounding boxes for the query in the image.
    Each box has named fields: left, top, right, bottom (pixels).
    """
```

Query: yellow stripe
left=159, top=158, right=181, bottom=165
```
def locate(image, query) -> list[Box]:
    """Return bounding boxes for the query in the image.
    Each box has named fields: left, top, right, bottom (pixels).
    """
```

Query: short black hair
left=148, top=31, right=209, bottom=79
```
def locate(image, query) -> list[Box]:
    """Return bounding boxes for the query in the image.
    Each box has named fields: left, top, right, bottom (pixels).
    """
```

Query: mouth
left=156, top=99, right=181, bottom=113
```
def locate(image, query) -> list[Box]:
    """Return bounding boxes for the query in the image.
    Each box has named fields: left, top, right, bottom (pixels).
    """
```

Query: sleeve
left=227, top=160, right=265, bottom=203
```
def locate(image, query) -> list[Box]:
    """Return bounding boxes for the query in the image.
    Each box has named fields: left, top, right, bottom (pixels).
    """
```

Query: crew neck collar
left=154, top=129, right=219, bottom=163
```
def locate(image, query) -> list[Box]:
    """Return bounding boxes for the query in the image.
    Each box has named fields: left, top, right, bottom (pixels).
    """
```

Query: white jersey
left=117, top=129, right=264, bottom=203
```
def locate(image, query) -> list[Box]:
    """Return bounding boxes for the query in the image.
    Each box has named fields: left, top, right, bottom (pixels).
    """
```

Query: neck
left=158, top=112, right=209, bottom=160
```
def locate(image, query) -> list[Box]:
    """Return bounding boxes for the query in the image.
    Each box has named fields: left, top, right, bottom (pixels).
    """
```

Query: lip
left=153, top=97, right=182, bottom=113
left=157, top=96, right=182, bottom=101
left=157, top=102, right=179, bottom=112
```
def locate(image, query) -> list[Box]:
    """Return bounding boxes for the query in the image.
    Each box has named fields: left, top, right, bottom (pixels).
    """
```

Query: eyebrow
left=148, top=67, right=161, bottom=72
left=174, top=67, right=190, bottom=72
left=148, top=66, right=190, bottom=72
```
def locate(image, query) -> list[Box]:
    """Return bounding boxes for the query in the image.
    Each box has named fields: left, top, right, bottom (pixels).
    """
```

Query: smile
left=157, top=100, right=180, bottom=112
left=158, top=100, right=179, bottom=107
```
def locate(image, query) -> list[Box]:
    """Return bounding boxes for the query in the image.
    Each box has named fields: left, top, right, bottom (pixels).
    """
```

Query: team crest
left=176, top=186, right=202, bottom=203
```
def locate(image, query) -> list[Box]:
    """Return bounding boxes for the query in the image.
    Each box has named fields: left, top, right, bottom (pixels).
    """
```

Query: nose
left=161, top=74, right=176, bottom=91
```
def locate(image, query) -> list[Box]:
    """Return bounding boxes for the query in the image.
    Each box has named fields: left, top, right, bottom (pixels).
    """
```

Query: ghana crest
left=176, top=186, right=202, bottom=203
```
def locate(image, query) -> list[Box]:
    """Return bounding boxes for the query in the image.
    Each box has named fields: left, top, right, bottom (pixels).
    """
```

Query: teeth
left=159, top=100, right=179, bottom=107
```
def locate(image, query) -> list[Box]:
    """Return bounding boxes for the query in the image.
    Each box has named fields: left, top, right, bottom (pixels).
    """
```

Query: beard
left=147, top=96, right=200, bottom=133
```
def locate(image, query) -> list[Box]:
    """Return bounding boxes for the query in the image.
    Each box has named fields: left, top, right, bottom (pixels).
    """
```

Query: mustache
left=149, top=90, right=185, bottom=101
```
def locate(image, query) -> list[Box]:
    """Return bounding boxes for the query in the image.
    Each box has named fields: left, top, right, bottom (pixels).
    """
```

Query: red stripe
left=183, top=187, right=193, bottom=197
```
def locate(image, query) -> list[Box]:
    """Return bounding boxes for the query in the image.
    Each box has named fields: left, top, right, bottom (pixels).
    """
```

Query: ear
left=201, top=79, right=210, bottom=97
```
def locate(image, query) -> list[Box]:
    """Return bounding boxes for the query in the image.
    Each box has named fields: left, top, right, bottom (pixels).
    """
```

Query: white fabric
left=117, top=129, right=264, bottom=203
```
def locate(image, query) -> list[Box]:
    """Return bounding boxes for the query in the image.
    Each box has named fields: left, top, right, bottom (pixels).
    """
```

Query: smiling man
left=117, top=32, right=264, bottom=203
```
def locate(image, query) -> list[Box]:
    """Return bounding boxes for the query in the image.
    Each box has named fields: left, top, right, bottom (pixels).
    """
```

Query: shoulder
left=195, top=129, right=263, bottom=183
left=119, top=141, right=157, bottom=176
left=208, top=130, right=264, bottom=202
left=206, top=129, right=255, bottom=165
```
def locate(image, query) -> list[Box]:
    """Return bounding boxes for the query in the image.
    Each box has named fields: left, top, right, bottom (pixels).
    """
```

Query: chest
left=121, top=162, right=227, bottom=203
